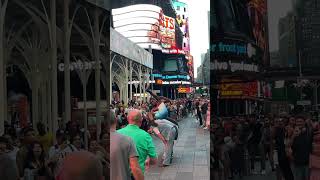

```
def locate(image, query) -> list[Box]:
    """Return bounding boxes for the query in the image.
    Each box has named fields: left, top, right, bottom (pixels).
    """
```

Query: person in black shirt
left=201, top=101, right=208, bottom=128
left=195, top=101, right=202, bottom=127
left=291, top=117, right=312, bottom=180
left=247, top=117, right=264, bottom=174
left=274, top=118, right=294, bottom=180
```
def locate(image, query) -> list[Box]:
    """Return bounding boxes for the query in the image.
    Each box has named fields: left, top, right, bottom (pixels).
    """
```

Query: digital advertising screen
left=173, top=0, right=190, bottom=52
left=163, top=59, right=178, bottom=72
left=247, top=0, right=269, bottom=66
left=218, top=81, right=259, bottom=98
left=211, top=0, right=269, bottom=73
left=211, top=38, right=262, bottom=73
left=162, top=55, right=189, bottom=75
left=159, top=14, right=176, bottom=49
left=186, top=54, right=194, bottom=81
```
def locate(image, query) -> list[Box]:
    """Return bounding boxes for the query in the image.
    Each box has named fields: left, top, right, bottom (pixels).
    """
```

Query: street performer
left=145, top=112, right=178, bottom=167
left=146, top=89, right=179, bottom=127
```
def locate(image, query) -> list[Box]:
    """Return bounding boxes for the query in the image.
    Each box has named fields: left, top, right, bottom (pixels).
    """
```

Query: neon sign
left=178, top=87, right=191, bottom=93
left=152, top=74, right=190, bottom=80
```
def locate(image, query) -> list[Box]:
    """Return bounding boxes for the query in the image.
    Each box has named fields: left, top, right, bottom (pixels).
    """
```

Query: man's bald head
left=127, top=109, right=143, bottom=125
left=57, top=151, right=103, bottom=180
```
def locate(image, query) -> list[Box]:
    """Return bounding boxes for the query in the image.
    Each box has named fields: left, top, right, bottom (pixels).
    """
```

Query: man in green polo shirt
left=117, top=109, right=158, bottom=173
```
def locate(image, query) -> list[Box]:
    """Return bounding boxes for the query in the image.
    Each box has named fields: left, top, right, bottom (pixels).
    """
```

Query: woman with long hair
left=24, top=141, right=52, bottom=179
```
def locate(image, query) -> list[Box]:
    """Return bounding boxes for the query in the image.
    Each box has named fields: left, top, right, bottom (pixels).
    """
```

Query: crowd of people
left=212, top=114, right=320, bottom=180
left=110, top=89, right=210, bottom=179
left=0, top=117, right=108, bottom=180
left=0, top=89, right=209, bottom=180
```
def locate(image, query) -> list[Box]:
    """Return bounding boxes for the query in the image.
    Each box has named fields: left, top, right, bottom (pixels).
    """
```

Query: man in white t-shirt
left=48, top=130, right=77, bottom=178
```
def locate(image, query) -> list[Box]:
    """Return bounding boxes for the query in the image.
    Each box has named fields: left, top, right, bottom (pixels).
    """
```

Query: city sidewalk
left=145, top=116, right=210, bottom=180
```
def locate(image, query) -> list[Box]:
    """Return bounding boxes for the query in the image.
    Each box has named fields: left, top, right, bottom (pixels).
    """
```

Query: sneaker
left=261, top=170, right=266, bottom=175
left=203, top=127, right=208, bottom=130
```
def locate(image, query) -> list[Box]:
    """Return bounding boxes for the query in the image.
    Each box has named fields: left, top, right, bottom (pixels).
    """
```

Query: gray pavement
left=241, top=162, right=276, bottom=180
left=145, top=116, right=210, bottom=180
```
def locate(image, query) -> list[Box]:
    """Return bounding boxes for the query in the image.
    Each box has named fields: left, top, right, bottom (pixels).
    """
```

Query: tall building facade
left=270, top=51, right=281, bottom=67
left=111, top=1, right=192, bottom=99
left=278, top=12, right=297, bottom=68
left=295, top=0, right=320, bottom=70
left=197, top=50, right=210, bottom=85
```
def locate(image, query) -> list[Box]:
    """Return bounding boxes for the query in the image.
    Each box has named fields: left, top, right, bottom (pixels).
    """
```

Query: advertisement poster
left=219, top=81, right=258, bottom=98
left=186, top=54, right=194, bottom=81
left=247, top=0, right=269, bottom=65
left=211, top=0, right=269, bottom=65
left=173, top=1, right=190, bottom=52
left=159, top=13, right=176, bottom=49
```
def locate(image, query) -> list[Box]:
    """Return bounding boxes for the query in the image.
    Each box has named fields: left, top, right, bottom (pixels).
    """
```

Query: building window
left=184, top=43, right=186, bottom=47
left=184, top=7, right=186, bottom=12
left=177, top=6, right=180, bottom=11
left=183, top=15, right=185, bottom=19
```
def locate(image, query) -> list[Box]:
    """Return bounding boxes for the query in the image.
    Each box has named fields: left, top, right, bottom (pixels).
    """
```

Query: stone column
left=139, top=65, right=142, bottom=103
left=125, top=59, right=129, bottom=105
left=94, top=8, right=101, bottom=141
left=129, top=61, right=133, bottom=101
left=63, top=0, right=71, bottom=125
left=51, top=0, right=58, bottom=133
left=0, top=0, right=8, bottom=135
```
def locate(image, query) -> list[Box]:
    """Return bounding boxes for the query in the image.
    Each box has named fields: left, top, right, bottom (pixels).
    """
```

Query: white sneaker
left=203, top=127, right=208, bottom=130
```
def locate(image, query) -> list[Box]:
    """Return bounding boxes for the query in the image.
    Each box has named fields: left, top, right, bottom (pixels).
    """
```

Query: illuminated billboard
left=218, top=81, right=259, bottom=98
left=160, top=15, right=176, bottom=49
left=178, top=87, right=191, bottom=93
left=211, top=0, right=269, bottom=73
left=186, top=54, right=194, bottom=81
left=173, top=1, right=190, bottom=52
left=247, top=0, right=269, bottom=65
left=112, top=4, right=176, bottom=50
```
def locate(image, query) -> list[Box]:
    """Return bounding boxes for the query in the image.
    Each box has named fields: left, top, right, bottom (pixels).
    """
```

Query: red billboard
left=159, top=12, right=176, bottom=49
left=219, top=81, right=259, bottom=98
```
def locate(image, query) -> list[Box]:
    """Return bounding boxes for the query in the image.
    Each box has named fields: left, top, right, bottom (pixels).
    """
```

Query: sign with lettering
left=152, top=74, right=190, bottom=80
left=220, top=90, right=243, bottom=96
left=211, top=38, right=262, bottom=73
left=211, top=60, right=259, bottom=72
left=218, top=81, right=258, bottom=98
left=178, top=87, right=191, bottom=93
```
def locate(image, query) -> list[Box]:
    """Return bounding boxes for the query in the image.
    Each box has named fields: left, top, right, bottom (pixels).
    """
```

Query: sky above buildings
left=184, top=0, right=210, bottom=78
left=268, top=0, right=293, bottom=52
